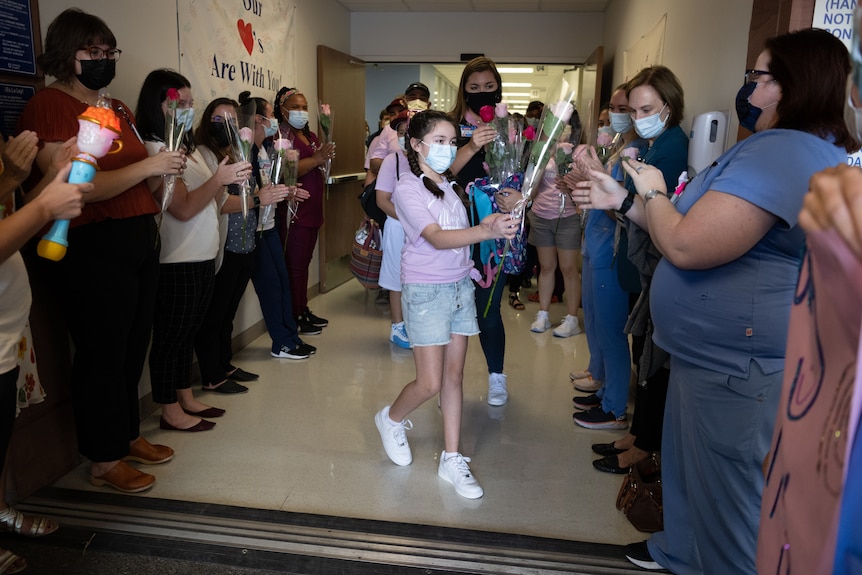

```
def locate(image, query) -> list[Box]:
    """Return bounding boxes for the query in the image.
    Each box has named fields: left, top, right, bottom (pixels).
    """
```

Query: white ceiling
left=336, top=0, right=610, bottom=12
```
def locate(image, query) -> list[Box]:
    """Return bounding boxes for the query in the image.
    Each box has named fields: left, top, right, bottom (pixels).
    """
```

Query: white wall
left=350, top=12, right=604, bottom=64
left=603, top=0, right=754, bottom=141
left=36, top=0, right=350, bottom=346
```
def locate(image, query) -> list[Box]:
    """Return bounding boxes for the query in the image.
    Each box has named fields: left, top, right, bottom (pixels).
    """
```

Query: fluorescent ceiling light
left=505, top=99, right=531, bottom=105
left=497, top=67, right=534, bottom=74
left=502, top=82, right=532, bottom=87
left=502, top=92, right=531, bottom=98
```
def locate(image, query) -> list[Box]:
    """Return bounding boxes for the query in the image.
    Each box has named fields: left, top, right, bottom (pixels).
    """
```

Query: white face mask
left=633, top=103, right=668, bottom=140
left=609, top=112, right=632, bottom=134
left=288, top=110, right=309, bottom=129
left=406, top=99, right=429, bottom=112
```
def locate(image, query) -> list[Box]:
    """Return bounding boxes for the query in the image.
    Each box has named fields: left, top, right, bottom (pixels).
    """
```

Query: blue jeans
left=648, top=357, right=782, bottom=575
left=252, top=228, right=301, bottom=352
left=474, top=273, right=507, bottom=374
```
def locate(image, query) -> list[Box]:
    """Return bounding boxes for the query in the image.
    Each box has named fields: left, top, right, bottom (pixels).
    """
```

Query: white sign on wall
left=813, top=0, right=862, bottom=166
left=178, top=0, right=296, bottom=111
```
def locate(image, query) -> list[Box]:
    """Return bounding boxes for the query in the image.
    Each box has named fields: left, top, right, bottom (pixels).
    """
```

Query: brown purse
left=615, top=452, right=663, bottom=533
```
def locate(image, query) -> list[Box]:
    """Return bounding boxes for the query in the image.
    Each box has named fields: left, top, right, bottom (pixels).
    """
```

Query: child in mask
left=373, top=110, right=516, bottom=499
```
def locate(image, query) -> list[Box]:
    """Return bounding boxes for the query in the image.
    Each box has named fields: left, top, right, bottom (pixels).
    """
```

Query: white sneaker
left=553, top=314, right=582, bottom=338
left=487, top=373, right=508, bottom=406
left=530, top=310, right=551, bottom=333
left=438, top=452, right=484, bottom=499
left=389, top=322, right=410, bottom=349
left=374, top=406, right=413, bottom=466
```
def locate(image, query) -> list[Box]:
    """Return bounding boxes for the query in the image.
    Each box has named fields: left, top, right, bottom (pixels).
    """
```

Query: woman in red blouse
left=18, top=8, right=184, bottom=493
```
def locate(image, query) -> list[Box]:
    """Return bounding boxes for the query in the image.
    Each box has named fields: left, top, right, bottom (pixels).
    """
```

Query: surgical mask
left=633, top=103, right=668, bottom=140
left=526, top=117, right=539, bottom=128
left=598, top=125, right=614, bottom=138
left=406, top=99, right=429, bottom=112
left=609, top=112, right=632, bottom=134
left=287, top=110, right=309, bottom=129
left=464, top=91, right=499, bottom=115
left=397, top=136, right=406, bottom=151
left=176, top=108, right=195, bottom=133
left=735, top=82, right=762, bottom=132
left=76, top=58, right=116, bottom=90
left=419, top=141, right=456, bottom=173
left=264, top=117, right=279, bottom=138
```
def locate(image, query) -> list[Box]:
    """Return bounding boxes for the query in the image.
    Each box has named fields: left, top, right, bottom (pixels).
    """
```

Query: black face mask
left=464, top=90, right=501, bottom=114
left=735, top=82, right=762, bottom=132
left=209, top=123, right=231, bottom=149
left=76, top=59, right=116, bottom=91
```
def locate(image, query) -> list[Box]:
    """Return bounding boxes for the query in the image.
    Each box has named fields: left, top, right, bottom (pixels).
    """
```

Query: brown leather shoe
left=124, top=437, right=174, bottom=465
left=90, top=461, right=155, bottom=493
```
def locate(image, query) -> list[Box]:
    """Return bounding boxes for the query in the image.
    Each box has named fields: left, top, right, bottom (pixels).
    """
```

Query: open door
left=317, top=45, right=367, bottom=292
left=578, top=46, right=603, bottom=147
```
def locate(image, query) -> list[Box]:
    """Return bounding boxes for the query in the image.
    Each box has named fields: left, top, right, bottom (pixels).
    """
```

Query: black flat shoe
left=202, top=380, right=248, bottom=394
left=592, top=454, right=630, bottom=475
left=228, top=367, right=258, bottom=382
left=592, top=442, right=626, bottom=457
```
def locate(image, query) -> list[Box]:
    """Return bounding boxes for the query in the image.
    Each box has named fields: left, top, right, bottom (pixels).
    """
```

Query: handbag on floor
left=616, top=452, right=663, bottom=533
left=349, top=218, right=383, bottom=289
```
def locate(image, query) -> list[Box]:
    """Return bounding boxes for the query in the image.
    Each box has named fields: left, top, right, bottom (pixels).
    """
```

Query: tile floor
left=54, top=279, right=641, bottom=545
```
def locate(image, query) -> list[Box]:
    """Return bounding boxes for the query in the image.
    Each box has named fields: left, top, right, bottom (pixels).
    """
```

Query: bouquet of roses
left=223, top=109, right=255, bottom=221
left=480, top=102, right=524, bottom=186
left=319, top=103, right=333, bottom=183
left=260, top=136, right=292, bottom=226
left=517, top=73, right=578, bottom=223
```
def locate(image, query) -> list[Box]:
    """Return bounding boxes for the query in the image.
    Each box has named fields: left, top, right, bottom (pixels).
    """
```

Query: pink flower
left=524, top=125, right=536, bottom=141
left=495, top=103, right=508, bottom=118
left=479, top=105, right=495, bottom=124
left=550, top=101, right=574, bottom=124
left=239, top=126, right=254, bottom=143
left=596, top=132, right=613, bottom=147
left=621, top=147, right=639, bottom=160
left=274, top=138, right=292, bottom=151
left=320, top=103, right=331, bottom=116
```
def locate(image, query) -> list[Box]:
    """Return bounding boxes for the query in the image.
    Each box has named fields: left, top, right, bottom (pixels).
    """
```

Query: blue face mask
left=176, top=108, right=195, bottom=133
left=633, top=103, right=667, bottom=140
left=609, top=112, right=632, bottom=134
left=397, top=136, right=406, bottom=151
left=264, top=117, right=279, bottom=138
left=419, top=141, right=456, bottom=173
left=288, top=110, right=309, bottom=129
left=735, top=82, right=763, bottom=132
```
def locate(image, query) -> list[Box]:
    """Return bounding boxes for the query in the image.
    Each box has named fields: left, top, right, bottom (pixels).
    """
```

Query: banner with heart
left=178, top=0, right=295, bottom=113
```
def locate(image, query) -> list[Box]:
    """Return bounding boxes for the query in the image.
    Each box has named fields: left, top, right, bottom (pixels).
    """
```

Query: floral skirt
left=15, top=322, right=45, bottom=415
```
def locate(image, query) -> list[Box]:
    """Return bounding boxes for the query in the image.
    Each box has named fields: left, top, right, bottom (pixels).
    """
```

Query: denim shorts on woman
left=528, top=211, right=582, bottom=250
left=401, top=276, right=479, bottom=346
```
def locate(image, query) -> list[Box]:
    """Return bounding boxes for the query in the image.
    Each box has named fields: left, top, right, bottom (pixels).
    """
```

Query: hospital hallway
left=11, top=278, right=649, bottom=574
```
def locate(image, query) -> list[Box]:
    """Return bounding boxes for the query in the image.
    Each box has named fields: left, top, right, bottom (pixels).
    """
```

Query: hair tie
left=279, top=88, right=300, bottom=108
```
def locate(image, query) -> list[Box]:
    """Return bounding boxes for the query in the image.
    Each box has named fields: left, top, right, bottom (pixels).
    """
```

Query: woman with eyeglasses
left=135, top=70, right=254, bottom=431
left=574, top=29, right=857, bottom=574
left=17, top=8, right=183, bottom=493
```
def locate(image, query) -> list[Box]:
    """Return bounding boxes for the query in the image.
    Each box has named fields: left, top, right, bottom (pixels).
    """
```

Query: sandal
left=508, top=292, right=525, bottom=310
left=0, top=549, right=26, bottom=574
left=0, top=506, right=58, bottom=537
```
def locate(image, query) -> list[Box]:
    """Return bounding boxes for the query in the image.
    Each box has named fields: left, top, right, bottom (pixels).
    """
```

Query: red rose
left=479, top=105, right=495, bottom=124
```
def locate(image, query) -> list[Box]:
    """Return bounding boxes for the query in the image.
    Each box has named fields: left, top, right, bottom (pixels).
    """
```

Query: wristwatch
left=643, top=189, right=662, bottom=203
left=252, top=195, right=261, bottom=207
left=618, top=190, right=636, bottom=215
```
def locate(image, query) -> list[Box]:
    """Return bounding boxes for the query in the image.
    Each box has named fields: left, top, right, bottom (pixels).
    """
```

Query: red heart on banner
left=237, top=19, right=254, bottom=55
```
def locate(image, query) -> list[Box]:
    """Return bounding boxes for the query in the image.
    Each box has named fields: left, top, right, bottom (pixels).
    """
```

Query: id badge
left=460, top=124, right=475, bottom=139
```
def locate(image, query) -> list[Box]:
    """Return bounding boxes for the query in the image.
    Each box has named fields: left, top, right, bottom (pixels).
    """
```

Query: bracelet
left=618, top=190, right=636, bottom=215
left=643, top=189, right=662, bottom=203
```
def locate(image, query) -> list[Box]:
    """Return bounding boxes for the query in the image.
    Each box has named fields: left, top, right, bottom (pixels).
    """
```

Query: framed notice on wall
left=0, top=0, right=37, bottom=76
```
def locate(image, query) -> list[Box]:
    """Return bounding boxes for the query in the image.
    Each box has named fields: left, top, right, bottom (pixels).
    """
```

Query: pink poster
left=757, top=229, right=862, bottom=574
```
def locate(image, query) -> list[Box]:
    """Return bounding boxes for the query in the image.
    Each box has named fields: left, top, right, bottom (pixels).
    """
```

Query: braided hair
left=405, top=110, right=468, bottom=206
left=273, top=86, right=311, bottom=139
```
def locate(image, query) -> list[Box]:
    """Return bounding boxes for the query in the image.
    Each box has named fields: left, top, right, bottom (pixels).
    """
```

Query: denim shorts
left=402, top=276, right=479, bottom=346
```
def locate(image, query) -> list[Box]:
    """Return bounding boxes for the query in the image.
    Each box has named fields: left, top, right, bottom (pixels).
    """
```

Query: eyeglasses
left=79, top=46, right=122, bottom=61
left=210, top=115, right=226, bottom=124
left=744, top=69, right=773, bottom=84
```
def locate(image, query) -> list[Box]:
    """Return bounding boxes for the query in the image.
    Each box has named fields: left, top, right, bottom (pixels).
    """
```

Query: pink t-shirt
left=376, top=149, right=409, bottom=195
left=371, top=125, right=400, bottom=160
left=394, top=172, right=472, bottom=284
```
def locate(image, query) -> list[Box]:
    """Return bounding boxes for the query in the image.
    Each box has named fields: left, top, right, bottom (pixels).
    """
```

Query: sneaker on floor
left=375, top=289, right=390, bottom=305
left=389, top=322, right=410, bottom=349
left=530, top=310, right=551, bottom=333
left=297, top=341, right=317, bottom=355
left=374, top=406, right=413, bottom=466
left=624, top=541, right=666, bottom=571
left=573, top=406, right=628, bottom=430
left=271, top=345, right=310, bottom=360
left=437, top=452, right=484, bottom=499
left=296, top=315, right=323, bottom=335
left=487, top=373, right=508, bottom=406
left=572, top=393, right=601, bottom=410
left=553, top=314, right=581, bottom=338
left=304, top=308, right=328, bottom=327
left=573, top=376, right=603, bottom=393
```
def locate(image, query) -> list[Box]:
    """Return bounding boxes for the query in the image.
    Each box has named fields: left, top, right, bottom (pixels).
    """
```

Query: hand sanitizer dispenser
left=688, top=111, right=728, bottom=175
